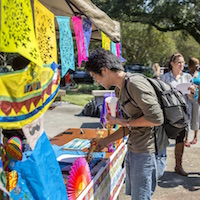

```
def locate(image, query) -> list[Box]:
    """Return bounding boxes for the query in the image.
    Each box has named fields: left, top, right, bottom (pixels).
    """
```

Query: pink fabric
left=72, top=16, right=88, bottom=67
left=116, top=43, right=120, bottom=58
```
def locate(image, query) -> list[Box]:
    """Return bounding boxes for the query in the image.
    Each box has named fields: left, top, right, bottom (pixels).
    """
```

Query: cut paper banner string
left=82, top=18, right=92, bottom=57
left=119, top=42, right=127, bottom=62
left=56, top=16, right=75, bottom=77
left=22, top=115, right=44, bottom=150
left=0, top=62, right=60, bottom=129
left=101, top=31, right=111, bottom=50
left=111, top=41, right=117, bottom=56
left=0, top=0, right=42, bottom=67
left=116, top=43, right=120, bottom=58
left=34, top=0, right=57, bottom=64
left=72, top=16, right=88, bottom=68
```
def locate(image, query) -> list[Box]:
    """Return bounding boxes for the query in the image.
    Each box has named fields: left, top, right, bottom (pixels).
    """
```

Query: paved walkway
left=44, top=102, right=200, bottom=200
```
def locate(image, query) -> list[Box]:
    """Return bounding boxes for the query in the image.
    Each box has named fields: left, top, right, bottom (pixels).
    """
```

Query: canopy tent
left=38, top=0, right=121, bottom=42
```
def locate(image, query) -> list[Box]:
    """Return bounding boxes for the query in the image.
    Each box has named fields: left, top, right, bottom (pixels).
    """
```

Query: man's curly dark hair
left=85, top=48, right=124, bottom=75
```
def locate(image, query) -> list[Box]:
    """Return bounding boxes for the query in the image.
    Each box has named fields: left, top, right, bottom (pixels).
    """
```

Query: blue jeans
left=156, top=148, right=167, bottom=179
left=125, top=151, right=157, bottom=200
left=151, top=148, right=167, bottom=195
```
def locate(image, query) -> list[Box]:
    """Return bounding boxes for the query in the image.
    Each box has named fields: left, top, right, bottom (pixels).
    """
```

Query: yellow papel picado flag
left=0, top=0, right=43, bottom=66
left=101, top=31, right=111, bottom=51
left=34, top=0, right=58, bottom=64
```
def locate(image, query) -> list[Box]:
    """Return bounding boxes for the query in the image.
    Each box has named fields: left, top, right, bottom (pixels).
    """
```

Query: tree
left=92, top=0, right=200, bottom=44
left=120, top=22, right=177, bottom=66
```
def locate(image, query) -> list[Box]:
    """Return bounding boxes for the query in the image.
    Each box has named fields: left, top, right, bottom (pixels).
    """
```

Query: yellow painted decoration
left=6, top=170, right=18, bottom=192
left=0, top=0, right=43, bottom=67
left=101, top=31, right=111, bottom=50
left=0, top=63, right=60, bottom=129
left=34, top=0, right=58, bottom=64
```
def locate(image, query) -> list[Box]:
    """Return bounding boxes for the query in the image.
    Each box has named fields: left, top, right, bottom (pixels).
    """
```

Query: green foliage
left=121, top=22, right=176, bottom=66
left=171, top=32, right=200, bottom=62
left=75, top=83, right=104, bottom=94
left=121, top=21, right=200, bottom=67
left=93, top=0, right=200, bottom=44
left=92, top=0, right=199, bottom=68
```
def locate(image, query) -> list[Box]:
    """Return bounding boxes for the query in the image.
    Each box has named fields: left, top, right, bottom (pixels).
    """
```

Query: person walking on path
left=85, top=48, right=168, bottom=200
left=160, top=53, right=196, bottom=176
left=187, top=57, right=200, bottom=145
left=152, top=63, right=161, bottom=79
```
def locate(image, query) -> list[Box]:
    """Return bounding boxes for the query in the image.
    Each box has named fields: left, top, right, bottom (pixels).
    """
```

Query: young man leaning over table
left=85, top=48, right=169, bottom=200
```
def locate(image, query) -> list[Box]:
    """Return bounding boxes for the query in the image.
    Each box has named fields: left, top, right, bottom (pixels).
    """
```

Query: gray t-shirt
left=118, top=73, right=164, bottom=153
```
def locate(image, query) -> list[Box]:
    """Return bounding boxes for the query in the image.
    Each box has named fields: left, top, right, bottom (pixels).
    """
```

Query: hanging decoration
left=119, top=42, right=127, bottom=62
left=111, top=41, right=117, bottom=56
left=6, top=170, right=18, bottom=192
left=67, top=157, right=91, bottom=200
left=72, top=16, right=88, bottom=68
left=82, top=18, right=92, bottom=57
left=0, top=0, right=42, bottom=67
left=101, top=31, right=111, bottom=50
left=34, top=0, right=57, bottom=64
left=116, top=43, right=120, bottom=58
left=0, top=63, right=60, bottom=129
left=22, top=115, right=44, bottom=150
left=56, top=16, right=75, bottom=77
left=7, top=137, right=23, bottom=152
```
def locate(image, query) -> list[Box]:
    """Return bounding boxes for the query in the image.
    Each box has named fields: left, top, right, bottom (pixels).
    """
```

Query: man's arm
left=107, top=114, right=161, bottom=128
left=97, top=126, right=130, bottom=150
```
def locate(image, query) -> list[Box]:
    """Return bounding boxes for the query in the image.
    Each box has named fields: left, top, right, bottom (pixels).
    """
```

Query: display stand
left=51, top=128, right=127, bottom=200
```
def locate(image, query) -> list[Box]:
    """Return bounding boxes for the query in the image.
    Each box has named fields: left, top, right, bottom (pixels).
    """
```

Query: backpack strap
left=123, top=77, right=137, bottom=107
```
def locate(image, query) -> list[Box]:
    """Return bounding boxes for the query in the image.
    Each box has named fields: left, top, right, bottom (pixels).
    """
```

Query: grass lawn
left=61, top=83, right=106, bottom=107
left=61, top=90, right=94, bottom=107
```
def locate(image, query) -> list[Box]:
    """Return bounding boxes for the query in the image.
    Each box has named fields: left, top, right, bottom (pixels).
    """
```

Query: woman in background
left=161, top=53, right=195, bottom=176
left=187, top=57, right=200, bottom=145
left=152, top=63, right=161, bottom=79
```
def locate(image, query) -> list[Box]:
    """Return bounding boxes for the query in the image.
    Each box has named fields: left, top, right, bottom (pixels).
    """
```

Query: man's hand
left=106, top=113, right=117, bottom=125
left=106, top=113, right=129, bottom=127
left=96, top=138, right=107, bottom=151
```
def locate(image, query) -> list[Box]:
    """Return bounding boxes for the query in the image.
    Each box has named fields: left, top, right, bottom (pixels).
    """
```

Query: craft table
left=51, top=128, right=127, bottom=200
